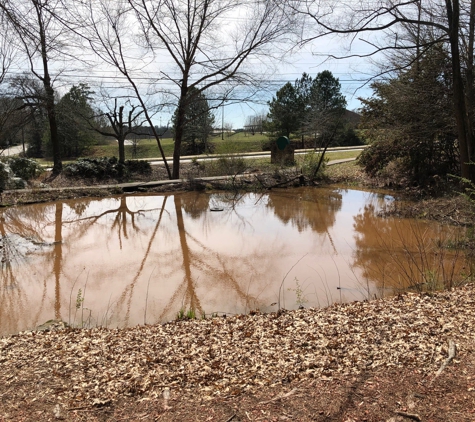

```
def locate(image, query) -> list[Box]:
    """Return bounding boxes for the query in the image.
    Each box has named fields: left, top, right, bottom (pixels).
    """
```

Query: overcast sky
left=210, top=35, right=380, bottom=129
left=4, top=1, right=382, bottom=130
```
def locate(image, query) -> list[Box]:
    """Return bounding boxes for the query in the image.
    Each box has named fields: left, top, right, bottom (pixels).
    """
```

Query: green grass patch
left=34, top=138, right=361, bottom=168
left=308, top=149, right=361, bottom=161
left=86, top=135, right=265, bottom=158
left=220, top=132, right=268, bottom=143
left=89, top=139, right=175, bottom=159
left=211, top=133, right=267, bottom=154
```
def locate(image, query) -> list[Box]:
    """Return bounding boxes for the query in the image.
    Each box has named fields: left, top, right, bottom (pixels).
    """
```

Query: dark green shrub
left=64, top=157, right=119, bottom=179
left=180, top=139, right=215, bottom=155
left=125, top=160, right=152, bottom=175
left=358, top=138, right=395, bottom=177
left=6, top=157, right=44, bottom=180
left=0, top=162, right=9, bottom=190
left=64, top=157, right=152, bottom=179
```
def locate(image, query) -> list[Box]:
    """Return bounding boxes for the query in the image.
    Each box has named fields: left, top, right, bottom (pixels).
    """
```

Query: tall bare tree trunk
left=172, top=86, right=189, bottom=180
left=36, top=1, right=62, bottom=174
left=466, top=0, right=475, bottom=166
left=446, top=0, right=474, bottom=182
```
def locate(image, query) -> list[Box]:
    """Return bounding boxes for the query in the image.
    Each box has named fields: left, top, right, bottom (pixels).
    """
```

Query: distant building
left=344, top=109, right=362, bottom=125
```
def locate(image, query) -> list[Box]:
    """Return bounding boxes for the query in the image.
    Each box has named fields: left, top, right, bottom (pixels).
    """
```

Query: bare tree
left=93, top=99, right=146, bottom=165
left=291, top=0, right=475, bottom=182
left=129, top=0, right=297, bottom=179
left=223, top=122, right=233, bottom=138
left=0, top=26, right=23, bottom=154
left=0, top=12, right=15, bottom=87
left=7, top=75, right=47, bottom=156
left=244, top=112, right=267, bottom=135
left=0, top=16, right=27, bottom=154
left=61, top=0, right=173, bottom=179
left=0, top=0, right=68, bottom=175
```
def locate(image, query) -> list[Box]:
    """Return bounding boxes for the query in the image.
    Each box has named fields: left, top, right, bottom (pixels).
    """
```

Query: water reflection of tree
left=353, top=202, right=467, bottom=294
left=116, top=192, right=281, bottom=324
left=0, top=196, right=161, bottom=333
left=158, top=194, right=271, bottom=319
left=115, top=196, right=170, bottom=323
left=0, top=192, right=284, bottom=333
left=20, top=191, right=278, bottom=327
left=180, top=191, right=210, bottom=219
left=53, top=203, right=63, bottom=320
left=0, top=215, right=27, bottom=334
left=266, top=189, right=342, bottom=234
left=64, top=196, right=161, bottom=248
left=0, top=202, right=61, bottom=333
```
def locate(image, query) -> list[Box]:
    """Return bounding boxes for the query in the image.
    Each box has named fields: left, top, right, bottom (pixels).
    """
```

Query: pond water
left=0, top=187, right=468, bottom=335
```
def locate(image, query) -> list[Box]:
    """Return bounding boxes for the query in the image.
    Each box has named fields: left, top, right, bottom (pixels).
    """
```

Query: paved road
left=149, top=146, right=366, bottom=166
left=2, top=144, right=365, bottom=168
left=1, top=145, right=25, bottom=156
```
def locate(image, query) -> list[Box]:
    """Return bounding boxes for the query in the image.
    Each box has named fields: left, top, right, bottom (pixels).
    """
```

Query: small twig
left=68, top=406, right=92, bottom=412
left=68, top=269, right=85, bottom=326
left=434, top=339, right=456, bottom=380
left=144, top=267, right=156, bottom=324
left=259, top=388, right=298, bottom=404
left=395, top=411, right=422, bottom=421
left=429, top=344, right=436, bottom=364
left=278, top=255, right=307, bottom=311
left=224, top=413, right=237, bottom=422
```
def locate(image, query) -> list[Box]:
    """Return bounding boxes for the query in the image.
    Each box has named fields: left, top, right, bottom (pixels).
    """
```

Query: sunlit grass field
left=35, top=133, right=362, bottom=166
left=88, top=132, right=268, bottom=159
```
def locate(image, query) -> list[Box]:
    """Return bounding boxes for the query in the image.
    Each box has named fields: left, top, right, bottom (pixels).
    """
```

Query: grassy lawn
left=316, top=149, right=361, bottom=161
left=89, top=139, right=175, bottom=159
left=241, top=150, right=361, bottom=168
left=86, top=135, right=360, bottom=160
left=213, top=133, right=267, bottom=154
left=34, top=136, right=361, bottom=166
left=76, top=134, right=266, bottom=159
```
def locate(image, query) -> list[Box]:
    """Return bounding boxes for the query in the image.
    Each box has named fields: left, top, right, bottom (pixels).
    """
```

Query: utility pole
left=221, top=103, right=224, bottom=141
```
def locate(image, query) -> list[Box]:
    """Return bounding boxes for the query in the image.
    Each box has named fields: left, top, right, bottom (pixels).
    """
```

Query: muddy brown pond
left=0, top=187, right=468, bottom=335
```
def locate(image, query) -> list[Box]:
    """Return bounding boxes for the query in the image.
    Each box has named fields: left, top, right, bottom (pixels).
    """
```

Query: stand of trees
left=266, top=71, right=359, bottom=148
left=244, top=113, right=268, bottom=136
left=126, top=0, right=296, bottom=179
left=1, top=0, right=473, bottom=188
left=0, top=0, right=297, bottom=179
left=289, top=0, right=475, bottom=183
left=0, top=0, right=67, bottom=174
left=359, top=45, right=459, bottom=187
left=171, top=88, right=215, bottom=155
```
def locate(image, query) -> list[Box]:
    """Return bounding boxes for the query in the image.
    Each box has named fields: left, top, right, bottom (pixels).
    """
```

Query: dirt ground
left=1, top=286, right=475, bottom=422
left=1, top=161, right=474, bottom=421
left=4, top=364, right=475, bottom=421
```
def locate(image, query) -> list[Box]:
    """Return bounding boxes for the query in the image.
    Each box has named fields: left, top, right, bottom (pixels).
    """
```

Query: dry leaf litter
left=1, top=285, right=475, bottom=409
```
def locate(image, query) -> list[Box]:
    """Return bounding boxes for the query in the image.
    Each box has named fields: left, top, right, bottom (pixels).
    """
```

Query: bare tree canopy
left=0, top=0, right=69, bottom=174
left=62, top=0, right=173, bottom=179
left=128, top=0, right=298, bottom=178
left=93, top=99, right=147, bottom=165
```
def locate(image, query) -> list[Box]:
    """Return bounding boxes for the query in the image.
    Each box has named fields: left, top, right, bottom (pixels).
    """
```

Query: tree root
left=433, top=339, right=456, bottom=382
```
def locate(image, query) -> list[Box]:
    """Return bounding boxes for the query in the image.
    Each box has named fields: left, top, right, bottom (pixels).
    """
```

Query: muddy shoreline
left=2, top=161, right=473, bottom=228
